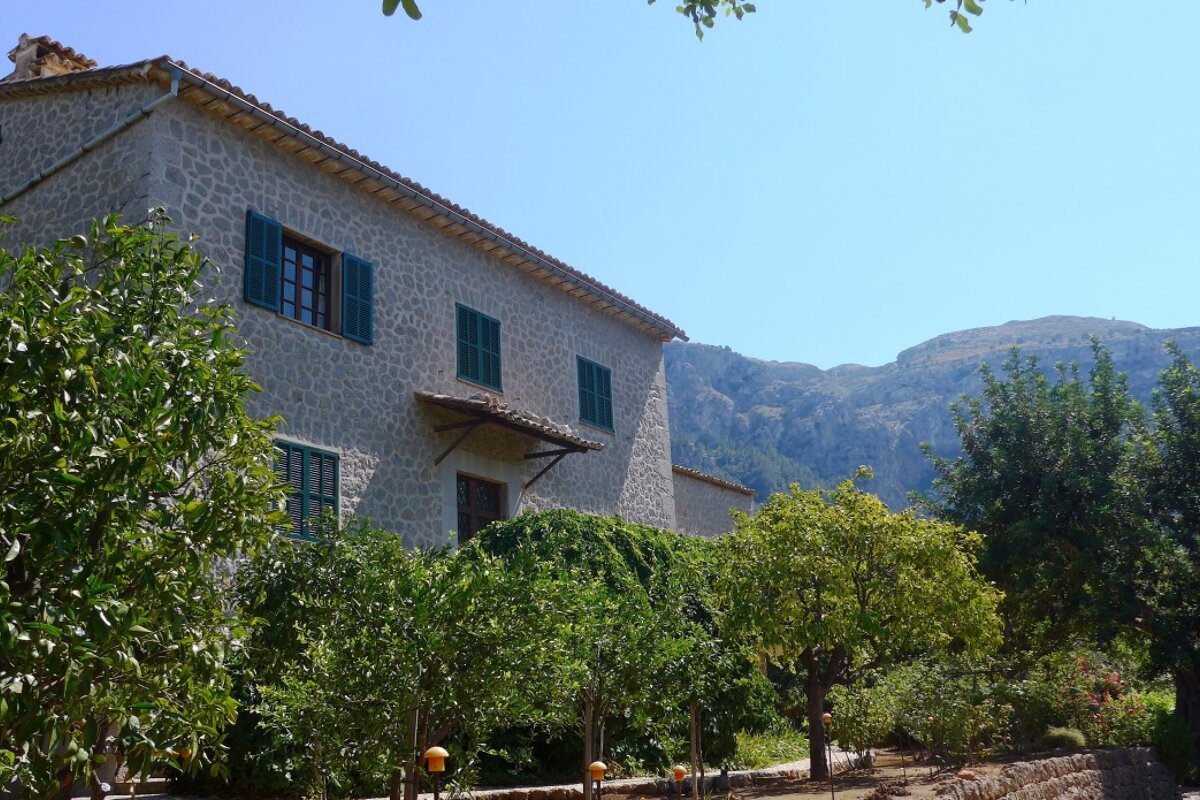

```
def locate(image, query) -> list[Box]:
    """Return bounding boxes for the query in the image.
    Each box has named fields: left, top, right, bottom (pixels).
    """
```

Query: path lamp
left=589, top=761, right=607, bottom=800
left=424, top=746, right=449, bottom=800
left=672, top=764, right=687, bottom=800
left=822, top=712, right=835, bottom=800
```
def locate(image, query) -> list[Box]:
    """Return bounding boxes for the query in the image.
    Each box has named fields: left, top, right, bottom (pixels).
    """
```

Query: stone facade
left=939, top=749, right=1180, bottom=800
left=671, top=465, right=755, bottom=538
left=0, top=52, right=756, bottom=546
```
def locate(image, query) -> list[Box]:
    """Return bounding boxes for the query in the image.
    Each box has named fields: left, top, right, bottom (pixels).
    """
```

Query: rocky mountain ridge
left=665, top=316, right=1200, bottom=509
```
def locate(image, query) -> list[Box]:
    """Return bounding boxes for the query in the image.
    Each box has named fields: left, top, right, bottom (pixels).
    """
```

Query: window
left=577, top=356, right=613, bottom=431
left=275, top=441, right=339, bottom=540
left=282, top=236, right=332, bottom=329
left=456, top=473, right=505, bottom=545
left=244, top=210, right=374, bottom=344
left=456, top=304, right=501, bottom=391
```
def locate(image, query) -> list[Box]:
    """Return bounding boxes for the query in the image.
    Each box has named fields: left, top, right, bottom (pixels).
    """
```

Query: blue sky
left=6, top=2, right=1199, bottom=368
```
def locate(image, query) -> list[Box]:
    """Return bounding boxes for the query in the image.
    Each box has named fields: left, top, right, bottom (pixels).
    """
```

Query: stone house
left=0, top=35, right=753, bottom=545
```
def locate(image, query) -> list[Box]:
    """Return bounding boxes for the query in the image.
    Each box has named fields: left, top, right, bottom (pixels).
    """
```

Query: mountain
left=665, top=316, right=1200, bottom=509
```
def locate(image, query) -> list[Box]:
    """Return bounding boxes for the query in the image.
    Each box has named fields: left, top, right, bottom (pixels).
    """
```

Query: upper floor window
left=577, top=356, right=613, bottom=431
left=282, top=237, right=332, bottom=329
left=456, top=304, right=502, bottom=391
left=275, top=440, right=339, bottom=540
left=245, top=210, right=374, bottom=344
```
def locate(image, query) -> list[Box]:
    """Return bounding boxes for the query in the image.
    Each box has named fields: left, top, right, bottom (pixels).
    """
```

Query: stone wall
left=939, top=749, right=1180, bottom=800
left=672, top=467, right=753, bottom=538
left=0, top=82, right=162, bottom=243
left=0, top=79, right=679, bottom=546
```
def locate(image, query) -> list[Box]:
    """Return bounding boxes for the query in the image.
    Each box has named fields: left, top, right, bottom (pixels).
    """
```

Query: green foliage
left=1035, top=727, right=1086, bottom=751
left=238, top=519, right=585, bottom=798
left=646, top=0, right=757, bottom=40
left=1150, top=706, right=1197, bottom=783
left=884, top=657, right=1014, bottom=761
left=827, top=675, right=896, bottom=758
left=1148, top=344, right=1200, bottom=765
left=921, top=344, right=1158, bottom=652
left=476, top=510, right=765, bottom=774
left=727, top=728, right=809, bottom=771
left=381, top=1, right=1012, bottom=38
left=0, top=212, right=283, bottom=797
left=719, top=475, right=1002, bottom=776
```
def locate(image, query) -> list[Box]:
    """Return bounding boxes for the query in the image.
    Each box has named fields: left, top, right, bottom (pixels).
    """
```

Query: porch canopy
left=415, top=391, right=603, bottom=490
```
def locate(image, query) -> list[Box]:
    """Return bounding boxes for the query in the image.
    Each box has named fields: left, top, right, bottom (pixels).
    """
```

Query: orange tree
left=0, top=212, right=282, bottom=798
left=718, top=473, right=1002, bottom=779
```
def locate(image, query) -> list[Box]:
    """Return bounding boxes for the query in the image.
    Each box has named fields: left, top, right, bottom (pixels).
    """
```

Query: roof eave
left=158, top=60, right=688, bottom=343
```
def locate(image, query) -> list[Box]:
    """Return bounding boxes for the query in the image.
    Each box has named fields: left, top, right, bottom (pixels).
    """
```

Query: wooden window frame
left=281, top=235, right=334, bottom=332
left=456, top=472, right=506, bottom=545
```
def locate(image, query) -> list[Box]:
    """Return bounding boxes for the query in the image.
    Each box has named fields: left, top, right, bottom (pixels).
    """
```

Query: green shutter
left=456, top=304, right=501, bottom=390
left=578, top=357, right=613, bottom=430
left=245, top=210, right=282, bottom=311
left=341, top=253, right=374, bottom=344
left=274, top=440, right=339, bottom=540
left=480, top=314, right=501, bottom=390
left=596, top=364, right=613, bottom=429
left=578, top=357, right=598, bottom=424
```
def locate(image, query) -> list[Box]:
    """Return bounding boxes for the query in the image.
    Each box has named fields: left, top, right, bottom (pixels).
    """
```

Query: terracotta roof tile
left=672, top=464, right=756, bottom=496
left=415, top=391, right=605, bottom=451
left=0, top=47, right=686, bottom=342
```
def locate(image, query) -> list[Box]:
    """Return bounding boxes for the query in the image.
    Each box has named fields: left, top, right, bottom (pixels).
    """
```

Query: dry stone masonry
left=939, top=749, right=1180, bottom=800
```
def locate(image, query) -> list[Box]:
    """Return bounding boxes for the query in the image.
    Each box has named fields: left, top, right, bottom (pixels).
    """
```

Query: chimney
left=4, top=34, right=96, bottom=82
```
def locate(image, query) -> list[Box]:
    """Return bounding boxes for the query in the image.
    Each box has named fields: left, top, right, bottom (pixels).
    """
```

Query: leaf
left=964, top=0, right=984, bottom=15
left=952, top=10, right=973, bottom=32
left=4, top=538, right=19, bottom=562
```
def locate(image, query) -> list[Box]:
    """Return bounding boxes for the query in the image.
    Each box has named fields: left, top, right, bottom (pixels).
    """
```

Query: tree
left=241, top=520, right=584, bottom=800
left=920, top=344, right=1158, bottom=652
left=719, top=473, right=1002, bottom=779
left=475, top=510, right=722, bottom=800
left=0, top=212, right=283, bottom=798
left=1148, top=343, right=1200, bottom=771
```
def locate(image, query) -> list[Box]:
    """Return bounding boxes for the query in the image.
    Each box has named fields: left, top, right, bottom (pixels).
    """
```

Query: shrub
left=886, top=657, right=1014, bottom=762
left=1036, top=727, right=1086, bottom=751
left=728, top=729, right=809, bottom=770
left=1083, top=690, right=1172, bottom=749
left=828, top=676, right=896, bottom=758
left=1150, top=709, right=1197, bottom=784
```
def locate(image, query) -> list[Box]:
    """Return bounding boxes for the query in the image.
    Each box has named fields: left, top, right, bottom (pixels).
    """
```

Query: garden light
left=425, top=746, right=449, bottom=800
left=589, top=761, right=607, bottom=800
left=424, top=746, right=449, bottom=773
left=672, top=766, right=687, bottom=783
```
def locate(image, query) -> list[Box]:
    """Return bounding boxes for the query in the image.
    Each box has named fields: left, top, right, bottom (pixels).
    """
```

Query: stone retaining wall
left=939, top=749, right=1180, bottom=800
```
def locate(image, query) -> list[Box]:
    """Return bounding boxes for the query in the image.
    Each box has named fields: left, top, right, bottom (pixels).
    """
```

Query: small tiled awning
left=415, top=391, right=604, bottom=490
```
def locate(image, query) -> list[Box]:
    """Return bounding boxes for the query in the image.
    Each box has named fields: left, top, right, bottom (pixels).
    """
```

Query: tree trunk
left=583, top=697, right=595, bottom=800
left=389, top=770, right=405, bottom=800
left=1176, top=663, right=1200, bottom=773
left=806, top=665, right=828, bottom=781
left=689, top=702, right=699, bottom=800
left=404, top=707, right=421, bottom=800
